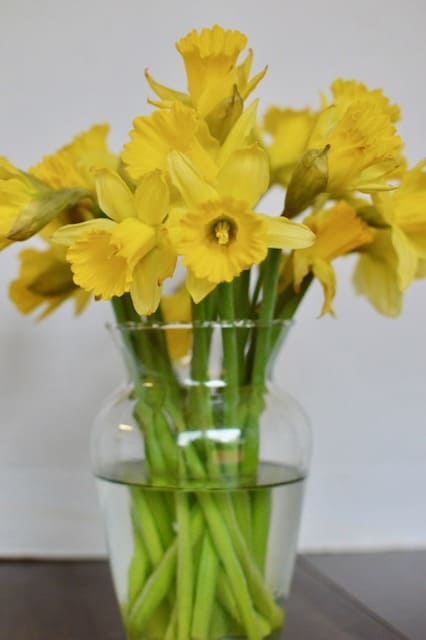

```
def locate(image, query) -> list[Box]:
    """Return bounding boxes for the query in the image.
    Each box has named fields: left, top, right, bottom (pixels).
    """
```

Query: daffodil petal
left=217, top=144, right=269, bottom=207
left=30, top=124, right=117, bottom=192
left=144, top=68, right=191, bottom=104
left=53, top=219, right=116, bottom=246
left=312, top=258, right=336, bottom=316
left=168, top=151, right=218, bottom=208
left=406, top=231, right=426, bottom=258
left=130, top=251, right=162, bottom=315
left=217, top=100, right=259, bottom=169
left=122, top=103, right=200, bottom=181
left=292, top=252, right=310, bottom=290
left=67, top=231, right=132, bottom=299
left=8, top=245, right=87, bottom=320
left=186, top=269, right=217, bottom=303
left=95, top=169, right=136, bottom=222
left=111, top=218, right=156, bottom=272
left=236, top=48, right=254, bottom=87
left=134, top=170, right=169, bottom=226
left=73, top=288, right=91, bottom=315
left=391, top=226, right=418, bottom=290
left=303, top=200, right=373, bottom=261
left=353, top=252, right=402, bottom=317
left=241, top=66, right=268, bottom=100
left=259, top=215, right=316, bottom=250
left=156, top=234, right=177, bottom=282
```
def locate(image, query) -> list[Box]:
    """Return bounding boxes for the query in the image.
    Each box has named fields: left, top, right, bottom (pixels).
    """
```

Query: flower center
left=210, top=216, right=237, bottom=246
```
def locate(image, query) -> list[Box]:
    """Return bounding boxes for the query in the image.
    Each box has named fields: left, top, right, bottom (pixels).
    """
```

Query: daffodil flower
left=144, top=25, right=267, bottom=121
left=353, top=229, right=403, bottom=317
left=0, top=125, right=117, bottom=250
left=122, top=97, right=261, bottom=190
left=53, top=169, right=176, bottom=315
left=31, top=124, right=117, bottom=190
left=306, top=79, right=403, bottom=194
left=0, top=157, right=92, bottom=249
left=166, top=145, right=316, bottom=302
left=288, top=201, right=373, bottom=315
left=352, top=160, right=426, bottom=316
left=9, top=244, right=90, bottom=320
left=122, top=102, right=218, bottom=184
left=371, top=160, right=426, bottom=290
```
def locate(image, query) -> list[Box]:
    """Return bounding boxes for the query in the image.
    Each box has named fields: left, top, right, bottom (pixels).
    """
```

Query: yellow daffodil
left=53, top=169, right=176, bottom=314
left=290, top=201, right=373, bottom=315
left=371, top=161, right=426, bottom=290
left=122, top=102, right=218, bottom=184
left=161, top=285, right=192, bottom=360
left=144, top=25, right=267, bottom=124
left=0, top=158, right=48, bottom=249
left=353, top=229, right=403, bottom=317
left=306, top=78, right=403, bottom=194
left=122, top=97, right=260, bottom=191
left=263, top=107, right=316, bottom=185
left=0, top=157, right=91, bottom=249
left=0, top=126, right=117, bottom=250
left=30, top=124, right=117, bottom=190
left=166, top=146, right=315, bottom=302
left=9, top=244, right=90, bottom=320
left=329, top=79, right=401, bottom=122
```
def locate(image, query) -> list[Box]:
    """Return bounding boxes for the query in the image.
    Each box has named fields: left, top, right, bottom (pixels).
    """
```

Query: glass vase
left=92, top=321, right=311, bottom=640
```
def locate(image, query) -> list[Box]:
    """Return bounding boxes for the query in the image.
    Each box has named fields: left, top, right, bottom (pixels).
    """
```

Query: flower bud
left=206, top=85, right=244, bottom=143
left=7, top=188, right=91, bottom=241
left=283, top=145, right=329, bottom=218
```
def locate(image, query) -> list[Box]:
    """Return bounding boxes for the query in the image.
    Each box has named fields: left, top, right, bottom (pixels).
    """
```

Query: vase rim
left=108, top=318, right=293, bottom=332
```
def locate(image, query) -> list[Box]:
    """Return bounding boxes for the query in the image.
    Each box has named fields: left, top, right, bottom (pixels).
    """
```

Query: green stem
left=219, top=282, right=240, bottom=427
left=217, top=282, right=243, bottom=479
left=251, top=249, right=282, bottom=386
left=164, top=605, right=177, bottom=640
left=219, top=494, right=283, bottom=629
left=242, top=249, right=282, bottom=477
left=130, top=488, right=164, bottom=566
left=272, top=274, right=314, bottom=349
left=126, top=508, right=151, bottom=616
left=191, top=533, right=218, bottom=639
left=216, top=569, right=271, bottom=637
left=235, top=269, right=251, bottom=320
left=176, top=493, right=194, bottom=640
left=129, top=507, right=204, bottom=632
left=249, top=263, right=264, bottom=317
left=251, top=490, right=272, bottom=572
left=197, top=493, right=261, bottom=640
left=190, top=301, right=213, bottom=428
left=232, top=491, right=253, bottom=549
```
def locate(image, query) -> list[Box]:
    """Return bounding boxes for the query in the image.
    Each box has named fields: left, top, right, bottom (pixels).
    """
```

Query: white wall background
left=0, top=0, right=425, bottom=556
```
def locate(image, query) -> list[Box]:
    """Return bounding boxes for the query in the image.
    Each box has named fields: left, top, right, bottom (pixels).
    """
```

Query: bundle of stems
left=111, top=249, right=311, bottom=640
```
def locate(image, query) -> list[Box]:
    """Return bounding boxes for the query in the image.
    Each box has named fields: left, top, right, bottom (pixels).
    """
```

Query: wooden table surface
left=1, top=553, right=422, bottom=639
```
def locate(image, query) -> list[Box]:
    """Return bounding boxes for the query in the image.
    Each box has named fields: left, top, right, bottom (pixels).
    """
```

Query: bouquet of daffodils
left=2, top=24, right=425, bottom=640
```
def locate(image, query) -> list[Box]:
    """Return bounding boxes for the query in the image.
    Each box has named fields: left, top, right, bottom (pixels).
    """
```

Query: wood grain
left=0, top=557, right=408, bottom=639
